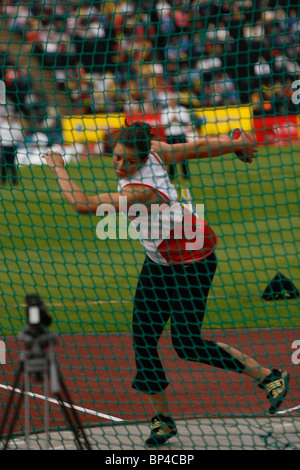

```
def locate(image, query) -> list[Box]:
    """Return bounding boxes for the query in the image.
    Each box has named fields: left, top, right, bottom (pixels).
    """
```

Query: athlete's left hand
left=232, top=129, right=257, bottom=163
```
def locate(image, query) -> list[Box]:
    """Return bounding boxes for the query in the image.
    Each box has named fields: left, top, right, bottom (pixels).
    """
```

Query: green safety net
left=0, top=0, right=299, bottom=451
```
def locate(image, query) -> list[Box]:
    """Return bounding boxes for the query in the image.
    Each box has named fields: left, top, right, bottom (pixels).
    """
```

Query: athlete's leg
left=132, top=256, right=175, bottom=395
left=169, top=253, right=249, bottom=374
left=216, top=342, right=271, bottom=380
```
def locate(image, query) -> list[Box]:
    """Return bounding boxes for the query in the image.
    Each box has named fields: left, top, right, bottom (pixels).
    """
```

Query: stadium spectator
left=3, top=67, right=34, bottom=116
left=0, top=45, right=14, bottom=81
left=4, top=1, right=31, bottom=37
left=23, top=117, right=49, bottom=154
left=0, top=113, right=23, bottom=186
left=1, top=0, right=300, bottom=118
left=160, top=92, right=193, bottom=179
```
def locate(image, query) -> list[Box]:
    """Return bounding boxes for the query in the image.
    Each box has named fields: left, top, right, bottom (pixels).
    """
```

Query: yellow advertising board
left=61, top=106, right=253, bottom=144
left=61, top=114, right=126, bottom=144
left=195, top=105, right=253, bottom=135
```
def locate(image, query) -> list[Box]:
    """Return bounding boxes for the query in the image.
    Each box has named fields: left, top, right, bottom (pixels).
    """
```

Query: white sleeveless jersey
left=117, top=150, right=218, bottom=265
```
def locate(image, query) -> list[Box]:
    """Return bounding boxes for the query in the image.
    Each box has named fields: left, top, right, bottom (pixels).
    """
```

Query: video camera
left=18, top=294, right=55, bottom=383
left=24, top=293, right=52, bottom=337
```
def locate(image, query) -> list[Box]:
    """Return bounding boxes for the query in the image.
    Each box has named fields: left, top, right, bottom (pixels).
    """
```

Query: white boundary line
left=277, top=404, right=300, bottom=415
left=1, top=382, right=299, bottom=430
left=0, top=383, right=123, bottom=422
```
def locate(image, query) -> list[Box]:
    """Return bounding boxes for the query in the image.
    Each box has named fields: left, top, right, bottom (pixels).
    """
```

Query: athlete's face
left=112, top=143, right=143, bottom=179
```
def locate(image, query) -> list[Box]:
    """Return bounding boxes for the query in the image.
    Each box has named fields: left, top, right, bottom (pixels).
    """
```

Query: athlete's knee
left=172, top=336, right=245, bottom=372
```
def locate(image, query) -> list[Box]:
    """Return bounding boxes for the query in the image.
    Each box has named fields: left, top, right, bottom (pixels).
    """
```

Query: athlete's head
left=112, top=120, right=154, bottom=178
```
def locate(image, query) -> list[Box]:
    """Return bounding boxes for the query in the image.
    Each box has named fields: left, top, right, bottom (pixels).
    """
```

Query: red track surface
left=0, top=328, right=299, bottom=436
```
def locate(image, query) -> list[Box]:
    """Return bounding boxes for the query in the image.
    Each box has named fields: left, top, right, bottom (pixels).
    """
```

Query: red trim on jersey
left=157, top=219, right=218, bottom=264
left=122, top=183, right=170, bottom=201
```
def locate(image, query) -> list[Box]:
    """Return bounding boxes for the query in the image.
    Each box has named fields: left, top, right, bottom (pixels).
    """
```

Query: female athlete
left=42, top=121, right=289, bottom=447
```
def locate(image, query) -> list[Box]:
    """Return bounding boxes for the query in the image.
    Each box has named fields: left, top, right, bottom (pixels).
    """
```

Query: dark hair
left=112, top=120, right=154, bottom=162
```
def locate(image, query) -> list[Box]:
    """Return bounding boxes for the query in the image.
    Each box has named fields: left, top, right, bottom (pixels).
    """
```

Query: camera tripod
left=0, top=328, right=92, bottom=450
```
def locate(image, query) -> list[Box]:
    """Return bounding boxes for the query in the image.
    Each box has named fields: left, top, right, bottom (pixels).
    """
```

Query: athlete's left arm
left=151, top=133, right=257, bottom=164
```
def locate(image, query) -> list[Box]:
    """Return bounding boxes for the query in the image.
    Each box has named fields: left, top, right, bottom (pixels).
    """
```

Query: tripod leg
left=24, top=371, right=31, bottom=449
left=56, top=392, right=89, bottom=450
left=0, top=362, right=24, bottom=450
left=57, top=371, right=92, bottom=450
left=1, top=385, right=25, bottom=450
left=44, top=372, right=50, bottom=449
left=48, top=344, right=92, bottom=449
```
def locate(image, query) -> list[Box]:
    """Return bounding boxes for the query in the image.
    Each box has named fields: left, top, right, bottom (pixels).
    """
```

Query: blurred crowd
left=1, top=0, right=300, bottom=120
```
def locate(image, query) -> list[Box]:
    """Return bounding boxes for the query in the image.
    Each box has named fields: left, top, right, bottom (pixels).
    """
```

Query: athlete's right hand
left=42, top=150, right=65, bottom=172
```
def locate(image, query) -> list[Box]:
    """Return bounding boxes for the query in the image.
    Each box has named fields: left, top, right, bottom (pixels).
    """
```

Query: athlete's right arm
left=42, top=150, right=119, bottom=213
left=42, top=151, right=159, bottom=214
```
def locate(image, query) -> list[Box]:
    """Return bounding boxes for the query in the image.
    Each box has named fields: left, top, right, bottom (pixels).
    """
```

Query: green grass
left=0, top=144, right=299, bottom=336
